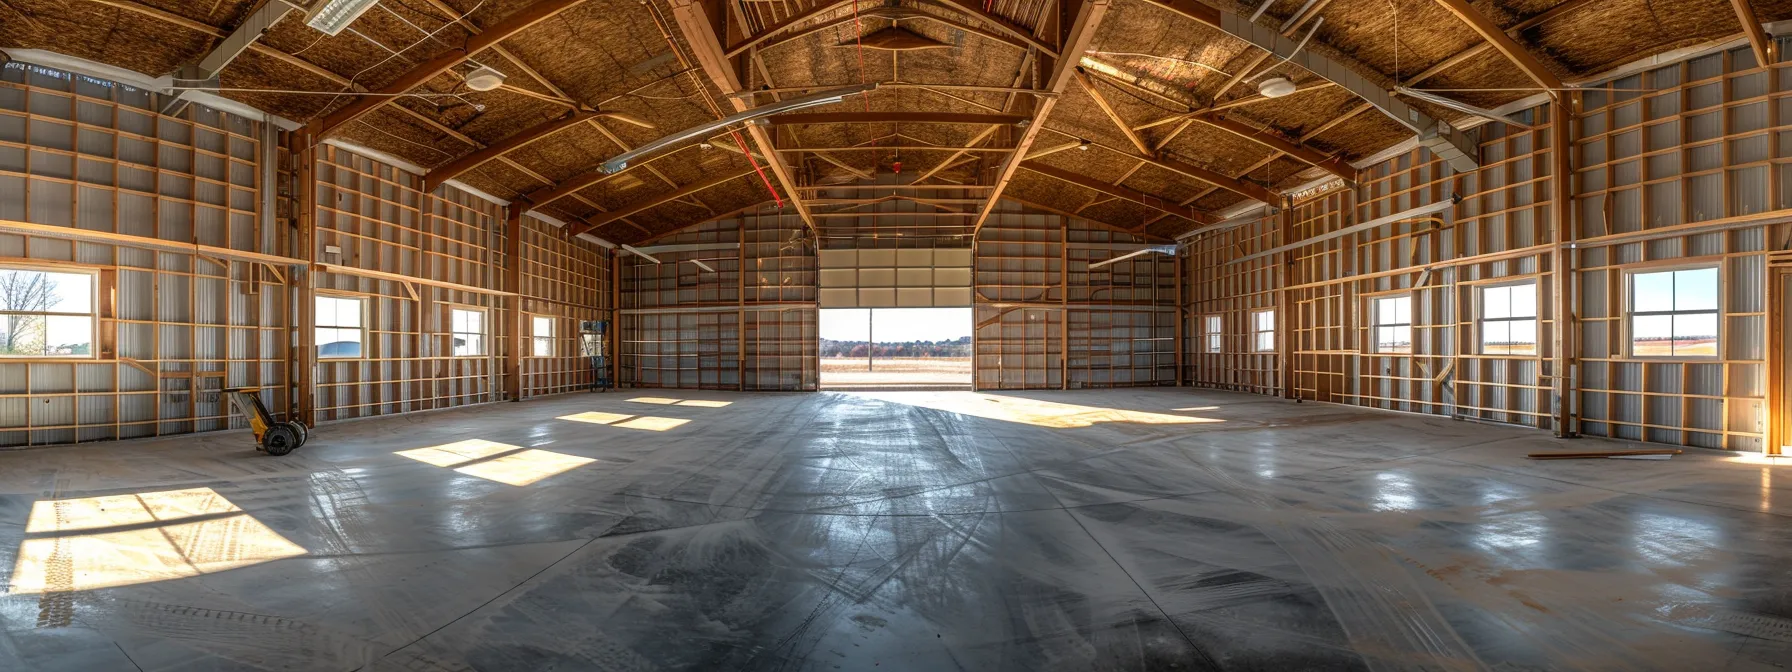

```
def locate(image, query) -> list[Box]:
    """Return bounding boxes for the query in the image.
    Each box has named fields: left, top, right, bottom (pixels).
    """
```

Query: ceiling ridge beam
left=670, top=0, right=818, bottom=234
left=724, top=0, right=854, bottom=57
left=311, top=0, right=591, bottom=137
left=972, top=0, right=1111, bottom=233
left=568, top=167, right=756, bottom=237
left=929, top=0, right=1060, bottom=57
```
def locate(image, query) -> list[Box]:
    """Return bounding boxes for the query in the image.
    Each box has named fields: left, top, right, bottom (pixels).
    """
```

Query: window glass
left=1203, top=315, right=1221, bottom=353
left=532, top=316, right=554, bottom=357
left=1373, top=295, right=1412, bottom=354
left=452, top=308, right=485, bottom=357
left=315, top=296, right=363, bottom=358
left=1252, top=310, right=1274, bottom=352
left=1630, top=268, right=1719, bottom=357
left=0, top=268, right=96, bottom=357
left=1479, top=283, right=1538, bottom=355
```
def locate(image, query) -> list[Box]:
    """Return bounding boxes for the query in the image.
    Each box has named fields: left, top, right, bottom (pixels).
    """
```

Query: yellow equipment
left=225, top=387, right=308, bottom=456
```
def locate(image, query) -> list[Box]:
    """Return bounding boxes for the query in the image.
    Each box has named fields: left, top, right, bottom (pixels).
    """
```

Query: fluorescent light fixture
left=1394, top=86, right=1536, bottom=129
left=306, top=0, right=380, bottom=36
left=689, top=259, right=716, bottom=273
left=620, top=244, right=661, bottom=263
left=601, top=83, right=877, bottom=174
left=1089, top=245, right=1177, bottom=269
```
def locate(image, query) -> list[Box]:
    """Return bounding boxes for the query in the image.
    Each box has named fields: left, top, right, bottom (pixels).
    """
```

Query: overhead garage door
left=818, top=248, right=972, bottom=308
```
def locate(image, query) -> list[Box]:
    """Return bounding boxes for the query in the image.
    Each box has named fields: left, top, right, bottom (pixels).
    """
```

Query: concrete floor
left=1, top=389, right=1790, bottom=671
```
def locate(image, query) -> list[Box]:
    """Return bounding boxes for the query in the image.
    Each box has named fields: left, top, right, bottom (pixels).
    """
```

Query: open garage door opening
left=820, top=308, right=972, bottom=390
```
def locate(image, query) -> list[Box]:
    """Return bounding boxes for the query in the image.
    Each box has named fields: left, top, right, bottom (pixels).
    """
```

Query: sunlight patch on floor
left=558, top=411, right=635, bottom=425
left=8, top=488, right=305, bottom=595
left=614, top=416, right=690, bottom=431
left=628, top=397, right=731, bottom=408
left=851, top=391, right=1223, bottom=429
left=396, top=439, right=518, bottom=467
left=558, top=412, right=691, bottom=431
left=456, top=450, right=597, bottom=486
left=397, top=439, right=594, bottom=486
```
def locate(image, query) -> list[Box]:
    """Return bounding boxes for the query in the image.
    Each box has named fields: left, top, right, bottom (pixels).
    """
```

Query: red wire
left=729, top=129, right=782, bottom=209
left=851, top=0, right=870, bottom=112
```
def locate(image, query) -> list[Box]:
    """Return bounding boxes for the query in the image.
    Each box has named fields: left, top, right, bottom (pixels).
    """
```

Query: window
left=532, top=316, right=555, bottom=357
left=1479, top=282, right=1537, bottom=355
left=1372, top=295, right=1413, bottom=354
left=1252, top=309, right=1275, bottom=352
left=1203, top=315, right=1222, bottom=353
left=1629, top=267, right=1719, bottom=357
left=451, top=308, right=485, bottom=357
left=0, top=267, right=94, bottom=357
left=315, top=295, right=364, bottom=359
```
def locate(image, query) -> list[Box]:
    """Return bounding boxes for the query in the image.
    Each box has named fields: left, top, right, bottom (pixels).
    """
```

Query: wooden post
left=291, top=133, right=317, bottom=427
left=504, top=207, right=524, bottom=401
left=1278, top=203, right=1296, bottom=400
left=1550, top=94, right=1577, bottom=437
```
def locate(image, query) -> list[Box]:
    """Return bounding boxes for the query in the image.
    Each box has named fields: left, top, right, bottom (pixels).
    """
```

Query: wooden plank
left=670, top=0, right=817, bottom=233
left=1073, top=68, right=1153, bottom=156
left=1430, top=0, right=1563, bottom=91
left=973, top=0, right=1112, bottom=233
left=766, top=111, right=1029, bottom=125
left=1191, top=113, right=1356, bottom=183
left=1020, top=160, right=1217, bottom=224
left=568, top=167, right=756, bottom=236
left=931, top=0, right=1061, bottom=57
left=311, top=0, right=592, bottom=137
left=1731, top=0, right=1774, bottom=68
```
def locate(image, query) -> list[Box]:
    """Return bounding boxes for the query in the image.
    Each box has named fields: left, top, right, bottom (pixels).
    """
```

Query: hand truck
left=224, top=387, right=309, bottom=456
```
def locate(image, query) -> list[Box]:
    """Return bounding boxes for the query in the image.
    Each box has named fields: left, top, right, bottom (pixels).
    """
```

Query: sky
left=820, top=308, right=972, bottom=343
left=1631, top=268, right=1718, bottom=340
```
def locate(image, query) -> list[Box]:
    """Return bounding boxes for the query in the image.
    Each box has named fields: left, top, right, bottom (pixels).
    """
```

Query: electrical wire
left=345, top=0, right=487, bottom=89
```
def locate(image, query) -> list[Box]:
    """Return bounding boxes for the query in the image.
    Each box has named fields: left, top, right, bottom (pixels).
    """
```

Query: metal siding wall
left=618, top=209, right=816, bottom=391
left=0, top=62, right=282, bottom=447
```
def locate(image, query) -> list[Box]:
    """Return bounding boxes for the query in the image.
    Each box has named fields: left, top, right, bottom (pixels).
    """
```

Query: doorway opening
left=820, top=308, right=972, bottom=389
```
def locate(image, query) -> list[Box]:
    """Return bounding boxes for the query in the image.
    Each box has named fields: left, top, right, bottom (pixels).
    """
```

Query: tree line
left=821, top=336, right=971, bottom=358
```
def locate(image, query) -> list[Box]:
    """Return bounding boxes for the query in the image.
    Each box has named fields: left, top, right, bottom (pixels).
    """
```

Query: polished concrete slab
left=1, top=388, right=1791, bottom=671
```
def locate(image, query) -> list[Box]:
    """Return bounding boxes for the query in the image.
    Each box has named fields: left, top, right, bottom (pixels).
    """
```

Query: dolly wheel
left=262, top=424, right=300, bottom=456
left=287, top=421, right=309, bottom=447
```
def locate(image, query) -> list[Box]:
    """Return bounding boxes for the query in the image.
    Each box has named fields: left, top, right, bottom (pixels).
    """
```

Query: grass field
left=821, top=357, right=972, bottom=387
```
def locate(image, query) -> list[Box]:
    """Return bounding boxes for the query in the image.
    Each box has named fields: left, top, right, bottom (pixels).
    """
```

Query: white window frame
left=450, top=306, right=487, bottom=358
left=1203, top=314, right=1222, bottom=353
left=1477, top=280, right=1539, bottom=356
left=1625, top=265, right=1721, bottom=360
left=315, top=294, right=366, bottom=360
left=0, top=264, right=98, bottom=359
left=1370, top=293, right=1413, bottom=354
left=531, top=315, right=555, bottom=358
left=1252, top=309, right=1275, bottom=353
